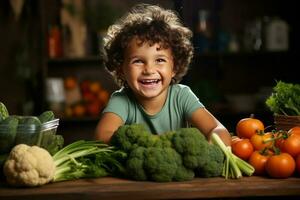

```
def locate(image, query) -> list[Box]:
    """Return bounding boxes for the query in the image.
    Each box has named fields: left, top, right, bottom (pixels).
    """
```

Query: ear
left=171, top=67, right=176, bottom=78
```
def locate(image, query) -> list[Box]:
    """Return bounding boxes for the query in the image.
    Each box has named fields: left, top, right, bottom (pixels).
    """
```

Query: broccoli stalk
left=211, top=133, right=254, bottom=179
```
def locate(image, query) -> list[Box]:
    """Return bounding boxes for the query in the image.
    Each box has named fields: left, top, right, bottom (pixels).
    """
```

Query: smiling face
left=121, top=38, right=175, bottom=103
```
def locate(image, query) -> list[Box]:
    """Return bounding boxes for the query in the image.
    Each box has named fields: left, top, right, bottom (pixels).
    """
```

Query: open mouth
left=139, top=79, right=161, bottom=85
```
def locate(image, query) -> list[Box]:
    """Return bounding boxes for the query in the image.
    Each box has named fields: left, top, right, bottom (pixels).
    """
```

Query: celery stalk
left=211, top=133, right=254, bottom=179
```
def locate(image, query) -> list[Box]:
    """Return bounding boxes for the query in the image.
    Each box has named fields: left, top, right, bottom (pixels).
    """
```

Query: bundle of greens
left=110, top=124, right=254, bottom=182
left=266, top=81, right=300, bottom=116
left=53, top=140, right=126, bottom=182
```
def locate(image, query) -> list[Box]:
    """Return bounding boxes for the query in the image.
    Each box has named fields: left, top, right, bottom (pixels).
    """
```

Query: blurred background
left=0, top=0, right=298, bottom=144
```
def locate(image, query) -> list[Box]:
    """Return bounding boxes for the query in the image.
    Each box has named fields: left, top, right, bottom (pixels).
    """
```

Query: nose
left=142, top=63, right=155, bottom=75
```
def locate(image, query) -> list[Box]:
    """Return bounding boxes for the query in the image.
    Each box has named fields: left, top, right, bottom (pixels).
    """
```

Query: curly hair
left=102, top=4, right=193, bottom=87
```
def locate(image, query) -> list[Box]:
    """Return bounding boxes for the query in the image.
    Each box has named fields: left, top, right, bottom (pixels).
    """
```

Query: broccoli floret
left=126, top=146, right=194, bottom=182
left=110, top=124, right=151, bottom=152
left=144, top=147, right=180, bottom=182
left=196, top=144, right=224, bottom=177
left=172, top=128, right=210, bottom=169
left=126, top=146, right=148, bottom=181
left=136, top=134, right=160, bottom=148
left=170, top=128, right=225, bottom=178
left=173, top=166, right=195, bottom=181
left=152, top=131, right=174, bottom=148
left=110, top=124, right=173, bottom=151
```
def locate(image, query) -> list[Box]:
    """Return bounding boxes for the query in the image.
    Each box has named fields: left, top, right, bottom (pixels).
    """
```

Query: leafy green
left=40, top=134, right=64, bottom=155
left=38, top=111, right=55, bottom=123
left=52, top=140, right=126, bottom=182
left=0, top=102, right=9, bottom=121
left=0, top=116, right=18, bottom=154
left=266, top=81, right=300, bottom=116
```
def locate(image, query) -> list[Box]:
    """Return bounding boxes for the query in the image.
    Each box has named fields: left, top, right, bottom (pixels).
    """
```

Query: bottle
left=194, top=10, right=213, bottom=53
left=47, top=25, right=63, bottom=58
left=265, top=17, right=289, bottom=51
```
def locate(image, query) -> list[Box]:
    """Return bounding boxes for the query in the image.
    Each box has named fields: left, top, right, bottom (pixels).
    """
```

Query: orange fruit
left=98, top=90, right=110, bottom=104
left=64, top=77, right=77, bottom=90
left=73, top=104, right=86, bottom=117
left=89, top=82, right=102, bottom=93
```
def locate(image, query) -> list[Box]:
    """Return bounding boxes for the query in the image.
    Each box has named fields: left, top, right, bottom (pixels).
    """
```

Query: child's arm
left=95, top=112, right=124, bottom=143
left=189, top=108, right=232, bottom=146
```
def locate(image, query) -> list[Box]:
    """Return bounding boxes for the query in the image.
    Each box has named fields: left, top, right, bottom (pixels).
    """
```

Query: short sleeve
left=178, top=85, right=204, bottom=118
left=102, top=90, right=129, bottom=122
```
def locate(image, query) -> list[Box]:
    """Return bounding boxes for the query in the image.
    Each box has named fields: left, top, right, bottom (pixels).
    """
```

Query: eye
left=132, top=59, right=143, bottom=64
left=156, top=58, right=166, bottom=63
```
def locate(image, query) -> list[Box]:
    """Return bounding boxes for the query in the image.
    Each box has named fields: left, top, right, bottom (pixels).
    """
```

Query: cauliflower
left=3, top=144, right=55, bottom=187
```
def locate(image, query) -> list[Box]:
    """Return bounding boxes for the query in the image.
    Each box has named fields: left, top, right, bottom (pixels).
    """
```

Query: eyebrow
left=128, top=54, right=171, bottom=59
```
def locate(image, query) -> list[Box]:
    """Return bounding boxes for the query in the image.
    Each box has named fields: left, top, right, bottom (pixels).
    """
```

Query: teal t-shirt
left=103, top=84, right=204, bottom=135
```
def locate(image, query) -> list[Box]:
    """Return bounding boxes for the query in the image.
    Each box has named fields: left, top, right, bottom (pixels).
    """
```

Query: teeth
left=141, top=79, right=159, bottom=84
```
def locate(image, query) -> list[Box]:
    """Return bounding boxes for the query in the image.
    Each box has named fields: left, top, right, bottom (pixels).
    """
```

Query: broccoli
left=111, top=124, right=226, bottom=182
left=144, top=147, right=181, bottom=182
left=110, top=124, right=152, bottom=152
left=126, top=146, right=148, bottom=181
left=126, top=146, right=194, bottom=182
left=195, top=144, right=224, bottom=177
left=172, top=128, right=210, bottom=169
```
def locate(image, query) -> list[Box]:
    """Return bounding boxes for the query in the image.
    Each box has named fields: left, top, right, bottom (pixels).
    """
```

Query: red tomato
left=272, top=130, right=287, bottom=149
left=296, top=154, right=300, bottom=175
left=248, top=151, right=271, bottom=175
left=231, top=136, right=242, bottom=145
left=250, top=132, right=273, bottom=151
left=288, top=126, right=300, bottom=137
left=236, top=117, right=265, bottom=139
left=265, top=153, right=296, bottom=178
left=281, top=134, right=300, bottom=157
left=232, top=139, right=254, bottom=160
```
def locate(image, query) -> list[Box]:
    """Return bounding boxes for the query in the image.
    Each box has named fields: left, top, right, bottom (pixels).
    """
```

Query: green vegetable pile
left=266, top=81, right=300, bottom=116
left=0, top=101, right=64, bottom=173
left=110, top=124, right=254, bottom=182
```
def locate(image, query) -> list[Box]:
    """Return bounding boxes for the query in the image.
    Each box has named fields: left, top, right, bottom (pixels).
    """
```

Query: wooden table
left=1, top=176, right=300, bottom=200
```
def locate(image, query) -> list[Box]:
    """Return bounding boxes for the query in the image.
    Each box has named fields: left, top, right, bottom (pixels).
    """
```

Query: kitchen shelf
left=60, top=116, right=100, bottom=123
left=47, top=56, right=102, bottom=65
left=194, top=50, right=294, bottom=60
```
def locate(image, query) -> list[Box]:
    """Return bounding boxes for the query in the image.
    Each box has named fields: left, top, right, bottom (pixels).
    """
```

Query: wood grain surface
left=1, top=176, right=300, bottom=200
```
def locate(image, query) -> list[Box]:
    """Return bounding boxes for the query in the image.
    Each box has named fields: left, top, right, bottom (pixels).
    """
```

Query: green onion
left=211, top=133, right=255, bottom=179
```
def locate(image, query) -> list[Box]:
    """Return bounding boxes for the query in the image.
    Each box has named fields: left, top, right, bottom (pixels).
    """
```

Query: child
left=95, top=4, right=231, bottom=146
